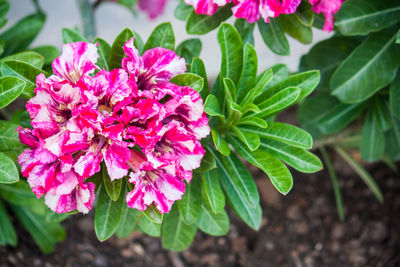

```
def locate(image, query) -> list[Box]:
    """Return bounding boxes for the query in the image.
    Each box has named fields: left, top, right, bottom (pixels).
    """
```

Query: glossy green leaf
left=385, top=114, right=400, bottom=160
left=0, top=0, right=10, bottom=19
left=240, top=69, right=273, bottom=108
left=0, top=181, right=36, bottom=206
left=1, top=60, right=48, bottom=98
left=178, top=174, right=201, bottom=224
left=228, top=136, right=293, bottom=195
left=361, top=110, right=385, bottom=162
left=31, top=46, right=59, bottom=66
left=0, top=77, right=25, bottom=109
left=209, top=148, right=262, bottom=230
left=170, top=73, right=204, bottom=92
left=295, top=1, right=314, bottom=27
left=161, top=204, right=197, bottom=251
left=109, top=28, right=134, bottom=69
left=0, top=199, right=17, bottom=246
left=331, top=28, right=400, bottom=104
left=259, top=138, right=322, bottom=173
left=195, top=148, right=216, bottom=172
left=240, top=122, right=313, bottom=149
left=0, top=151, right=18, bottom=184
left=115, top=204, right=140, bottom=238
left=372, top=96, right=391, bottom=131
left=143, top=204, right=163, bottom=224
left=62, top=28, right=88, bottom=43
left=317, top=102, right=367, bottom=135
left=94, top=184, right=124, bottom=241
left=201, top=168, right=225, bottom=213
left=335, top=146, right=383, bottom=202
left=186, top=4, right=232, bottom=35
left=0, top=13, right=45, bottom=56
left=144, top=22, right=175, bottom=51
left=237, top=117, right=268, bottom=128
left=204, top=94, right=224, bottom=118
left=93, top=37, right=111, bottom=70
left=11, top=204, right=66, bottom=254
left=176, top=38, right=202, bottom=63
left=254, top=86, right=300, bottom=118
left=300, top=36, right=361, bottom=90
left=138, top=214, right=161, bottom=237
left=45, top=211, right=73, bottom=223
left=389, top=71, right=400, bottom=119
left=0, top=120, right=25, bottom=150
left=335, top=0, right=400, bottom=36
left=258, top=18, right=289, bottom=56
left=196, top=205, right=229, bottom=236
left=280, top=14, right=312, bottom=44
left=190, top=57, right=209, bottom=99
left=1, top=51, right=44, bottom=69
left=256, top=70, right=320, bottom=104
left=102, top=166, right=122, bottom=201
left=234, top=19, right=255, bottom=45
left=232, top=126, right=260, bottom=151
left=211, top=128, right=230, bottom=156
left=236, top=43, right=257, bottom=103
left=175, top=0, right=193, bottom=21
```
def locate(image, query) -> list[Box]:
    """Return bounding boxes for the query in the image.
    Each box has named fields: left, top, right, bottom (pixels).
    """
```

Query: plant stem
left=77, top=0, right=96, bottom=41
left=32, top=0, right=43, bottom=14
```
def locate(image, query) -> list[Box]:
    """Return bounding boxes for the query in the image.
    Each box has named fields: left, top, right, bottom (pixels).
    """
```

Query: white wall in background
left=7, top=0, right=331, bottom=77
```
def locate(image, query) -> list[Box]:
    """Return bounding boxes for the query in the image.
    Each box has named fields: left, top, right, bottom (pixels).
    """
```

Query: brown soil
left=1, top=156, right=399, bottom=267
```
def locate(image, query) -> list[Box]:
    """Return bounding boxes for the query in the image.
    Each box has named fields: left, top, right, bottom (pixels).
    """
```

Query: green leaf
left=217, top=23, right=243, bottom=92
left=0, top=51, right=44, bottom=69
left=0, top=120, right=25, bottom=151
left=115, top=203, right=140, bottom=238
left=360, top=110, right=385, bottom=162
left=138, top=214, right=161, bottom=237
left=317, top=102, right=367, bottom=135
left=234, top=19, right=255, bottom=45
left=196, top=205, right=229, bottom=236
left=259, top=138, right=322, bottom=173
left=372, top=96, right=391, bottom=131
left=11, top=204, right=66, bottom=254
left=389, top=70, right=400, bottom=119
left=280, top=14, right=312, bottom=44
left=254, top=86, right=300, bottom=118
left=295, top=1, right=314, bottom=27
left=335, top=146, right=383, bottom=202
left=204, top=94, right=224, bottom=118
left=211, top=128, right=230, bottom=156
left=256, top=70, right=320, bottom=104
left=144, top=22, right=175, bottom=51
left=236, top=44, right=257, bottom=103
left=62, top=28, right=88, bottom=43
left=190, top=58, right=209, bottom=99
left=260, top=64, right=289, bottom=91
left=240, top=122, right=313, bottom=149
left=186, top=4, right=232, bottom=35
left=1, top=60, right=48, bottom=98
left=0, top=151, right=18, bottom=184
left=31, top=46, right=59, bottom=67
left=335, top=0, right=400, bottom=36
left=0, top=13, right=45, bottom=56
left=176, top=38, right=202, bottom=63
left=102, top=166, right=122, bottom=201
left=195, top=148, right=216, bottom=172
left=331, top=28, right=400, bottom=104
left=0, top=181, right=36, bottom=206
left=93, top=37, right=111, bottom=70
left=201, top=168, right=225, bottom=213
left=143, top=204, right=163, bottom=224
left=161, top=204, right=197, bottom=251
left=237, top=117, right=268, bottom=128
left=178, top=174, right=201, bottom=224
left=232, top=126, right=260, bottom=151
left=258, top=18, right=289, bottom=56
left=0, top=199, right=17, bottom=246
left=0, top=0, right=10, bottom=19
left=228, top=136, right=293, bottom=195
left=0, top=77, right=25, bottom=109
left=300, top=36, right=361, bottom=90
left=320, top=148, right=345, bottom=221
left=94, top=184, right=124, bottom=241
left=240, top=70, right=273, bottom=108
left=109, top=28, right=134, bottom=69
left=170, top=73, right=204, bottom=92
left=209, top=148, right=262, bottom=230
left=385, top=114, right=400, bottom=160
left=45, top=211, right=73, bottom=223
left=175, top=0, right=193, bottom=21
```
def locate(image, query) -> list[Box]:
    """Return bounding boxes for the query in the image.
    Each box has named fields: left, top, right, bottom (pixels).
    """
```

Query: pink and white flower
left=309, top=0, right=345, bottom=32
left=138, top=0, right=169, bottom=19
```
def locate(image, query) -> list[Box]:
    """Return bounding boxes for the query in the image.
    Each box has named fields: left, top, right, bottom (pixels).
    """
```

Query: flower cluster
left=185, top=0, right=344, bottom=32
left=18, top=39, right=209, bottom=214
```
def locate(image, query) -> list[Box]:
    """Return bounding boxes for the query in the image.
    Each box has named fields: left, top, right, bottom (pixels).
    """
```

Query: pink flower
left=185, top=0, right=231, bottom=15
left=138, top=0, right=168, bottom=19
left=309, top=0, right=344, bottom=32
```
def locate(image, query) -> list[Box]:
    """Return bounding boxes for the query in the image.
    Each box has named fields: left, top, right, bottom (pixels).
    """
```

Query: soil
left=0, top=154, right=399, bottom=267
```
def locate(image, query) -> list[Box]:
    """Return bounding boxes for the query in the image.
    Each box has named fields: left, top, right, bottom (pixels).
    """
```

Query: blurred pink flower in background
left=309, top=0, right=345, bottom=32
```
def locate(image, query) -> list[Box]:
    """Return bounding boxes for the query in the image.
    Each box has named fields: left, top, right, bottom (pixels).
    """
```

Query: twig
left=31, top=0, right=43, bottom=14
